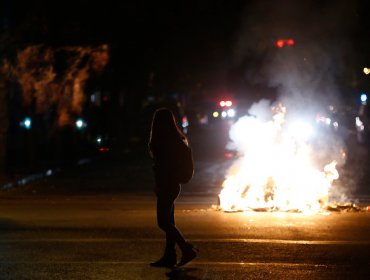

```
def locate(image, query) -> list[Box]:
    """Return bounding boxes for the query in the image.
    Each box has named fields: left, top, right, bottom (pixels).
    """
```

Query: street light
left=364, top=67, right=370, bottom=75
left=75, top=118, right=87, bottom=130
left=20, top=117, right=32, bottom=130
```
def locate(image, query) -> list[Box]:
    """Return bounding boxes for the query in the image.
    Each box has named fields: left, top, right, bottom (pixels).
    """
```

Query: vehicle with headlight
left=212, top=99, right=237, bottom=121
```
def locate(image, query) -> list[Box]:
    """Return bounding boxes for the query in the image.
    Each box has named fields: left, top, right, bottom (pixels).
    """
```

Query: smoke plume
left=230, top=0, right=360, bottom=199
left=234, top=0, right=358, bottom=112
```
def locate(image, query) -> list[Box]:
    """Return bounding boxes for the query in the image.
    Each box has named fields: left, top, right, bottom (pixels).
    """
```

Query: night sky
left=1, top=0, right=369, bottom=99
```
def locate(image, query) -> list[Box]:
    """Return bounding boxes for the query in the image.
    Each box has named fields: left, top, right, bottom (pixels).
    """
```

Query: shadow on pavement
left=0, top=218, right=21, bottom=229
left=166, top=267, right=202, bottom=280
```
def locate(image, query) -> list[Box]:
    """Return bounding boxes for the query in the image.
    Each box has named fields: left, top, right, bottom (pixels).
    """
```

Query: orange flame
left=218, top=104, right=343, bottom=213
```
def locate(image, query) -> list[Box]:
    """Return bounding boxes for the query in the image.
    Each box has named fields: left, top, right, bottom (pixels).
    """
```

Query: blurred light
left=287, top=39, right=295, bottom=46
left=364, top=67, right=370, bottom=75
left=90, top=94, right=96, bottom=103
left=99, top=147, right=111, bottom=152
left=361, top=93, right=367, bottom=104
left=225, top=100, right=233, bottom=107
left=24, top=118, right=31, bottom=129
left=276, top=39, right=295, bottom=48
left=199, top=115, right=208, bottom=124
left=325, top=118, right=331, bottom=125
left=75, top=118, right=87, bottom=129
left=356, top=117, right=364, bottom=131
left=220, top=101, right=226, bottom=107
left=224, top=152, right=234, bottom=158
left=213, top=111, right=219, bottom=118
left=182, top=116, right=189, bottom=128
left=333, top=121, right=339, bottom=130
left=20, top=117, right=32, bottom=129
left=227, top=109, right=236, bottom=117
left=96, top=137, right=102, bottom=144
left=221, top=111, right=227, bottom=118
left=76, top=120, right=84, bottom=128
left=276, top=39, right=284, bottom=48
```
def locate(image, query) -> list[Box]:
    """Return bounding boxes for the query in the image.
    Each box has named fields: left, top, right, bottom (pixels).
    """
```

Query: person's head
left=149, top=107, right=185, bottom=147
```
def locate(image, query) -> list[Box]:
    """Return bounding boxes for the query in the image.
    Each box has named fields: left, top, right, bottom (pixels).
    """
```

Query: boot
left=177, top=243, right=198, bottom=267
left=150, top=250, right=177, bottom=268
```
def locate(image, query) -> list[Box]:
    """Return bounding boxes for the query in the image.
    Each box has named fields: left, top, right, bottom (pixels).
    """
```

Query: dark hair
left=149, top=108, right=186, bottom=155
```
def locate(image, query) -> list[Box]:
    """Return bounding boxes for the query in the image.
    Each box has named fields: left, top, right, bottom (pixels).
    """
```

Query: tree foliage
left=2, top=44, right=110, bottom=126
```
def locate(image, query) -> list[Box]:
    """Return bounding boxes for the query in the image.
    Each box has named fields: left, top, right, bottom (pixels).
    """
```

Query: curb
left=0, top=158, right=91, bottom=191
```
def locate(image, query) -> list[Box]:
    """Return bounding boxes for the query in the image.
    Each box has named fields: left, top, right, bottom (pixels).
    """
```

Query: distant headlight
left=356, top=117, right=364, bottom=131
left=227, top=109, right=236, bottom=118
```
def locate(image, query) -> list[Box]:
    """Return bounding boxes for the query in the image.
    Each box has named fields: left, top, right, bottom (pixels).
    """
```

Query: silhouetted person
left=149, top=108, right=197, bottom=268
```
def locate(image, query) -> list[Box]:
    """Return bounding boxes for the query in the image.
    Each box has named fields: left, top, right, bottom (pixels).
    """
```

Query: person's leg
left=151, top=196, right=177, bottom=267
left=157, top=195, right=197, bottom=267
left=165, top=202, right=176, bottom=251
left=157, top=195, right=187, bottom=250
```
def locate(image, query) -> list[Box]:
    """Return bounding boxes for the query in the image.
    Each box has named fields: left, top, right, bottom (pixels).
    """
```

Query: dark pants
left=156, top=187, right=187, bottom=252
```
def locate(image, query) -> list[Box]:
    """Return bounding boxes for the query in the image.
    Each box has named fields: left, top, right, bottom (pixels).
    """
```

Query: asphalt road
left=1, top=150, right=370, bottom=280
left=1, top=127, right=370, bottom=279
left=0, top=193, right=370, bottom=280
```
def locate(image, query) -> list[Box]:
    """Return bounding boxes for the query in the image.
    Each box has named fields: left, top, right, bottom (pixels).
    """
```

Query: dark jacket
left=151, top=138, right=187, bottom=195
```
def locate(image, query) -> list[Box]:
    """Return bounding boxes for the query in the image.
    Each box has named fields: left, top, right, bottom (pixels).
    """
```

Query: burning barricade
left=216, top=102, right=358, bottom=213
